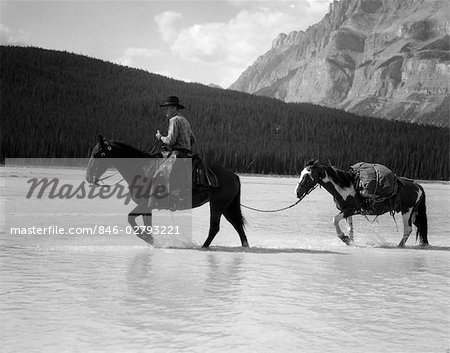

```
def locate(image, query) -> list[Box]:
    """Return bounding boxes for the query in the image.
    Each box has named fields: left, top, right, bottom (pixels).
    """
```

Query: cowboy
left=152, top=96, right=195, bottom=210
left=155, top=96, right=196, bottom=157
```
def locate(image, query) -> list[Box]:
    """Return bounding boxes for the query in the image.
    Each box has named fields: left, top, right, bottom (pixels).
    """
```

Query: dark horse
left=296, top=160, right=429, bottom=247
left=85, top=136, right=249, bottom=248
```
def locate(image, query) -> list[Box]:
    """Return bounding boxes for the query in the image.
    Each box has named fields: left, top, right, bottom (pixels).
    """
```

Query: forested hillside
left=1, top=46, right=449, bottom=179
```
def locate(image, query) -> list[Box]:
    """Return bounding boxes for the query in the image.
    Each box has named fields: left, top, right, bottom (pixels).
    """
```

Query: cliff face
left=229, top=0, right=450, bottom=126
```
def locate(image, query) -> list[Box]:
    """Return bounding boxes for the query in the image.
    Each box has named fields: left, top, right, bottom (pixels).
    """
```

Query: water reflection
left=1, top=171, right=449, bottom=353
left=124, top=250, right=247, bottom=304
left=121, top=250, right=250, bottom=349
left=203, top=252, right=245, bottom=300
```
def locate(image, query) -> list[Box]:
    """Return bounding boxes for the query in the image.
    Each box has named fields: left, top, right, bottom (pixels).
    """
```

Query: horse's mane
left=110, top=141, right=150, bottom=158
left=322, top=163, right=355, bottom=188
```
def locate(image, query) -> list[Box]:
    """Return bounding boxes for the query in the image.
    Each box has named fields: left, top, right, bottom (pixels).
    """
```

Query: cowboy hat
left=159, top=96, right=185, bottom=109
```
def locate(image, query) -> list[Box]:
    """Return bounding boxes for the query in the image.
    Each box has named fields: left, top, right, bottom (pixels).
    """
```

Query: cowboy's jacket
left=160, top=114, right=196, bottom=151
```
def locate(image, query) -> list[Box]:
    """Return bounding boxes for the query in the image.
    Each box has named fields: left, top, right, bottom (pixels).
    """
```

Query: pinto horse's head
left=296, top=159, right=326, bottom=199
left=86, top=135, right=114, bottom=184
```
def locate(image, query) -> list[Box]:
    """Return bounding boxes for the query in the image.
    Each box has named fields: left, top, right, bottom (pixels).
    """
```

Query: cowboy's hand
left=155, top=130, right=162, bottom=140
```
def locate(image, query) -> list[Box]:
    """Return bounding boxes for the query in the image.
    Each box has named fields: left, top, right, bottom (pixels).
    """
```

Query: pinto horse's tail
left=414, top=187, right=428, bottom=245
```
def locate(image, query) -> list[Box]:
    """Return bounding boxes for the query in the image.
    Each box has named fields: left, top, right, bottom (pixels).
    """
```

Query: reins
left=241, top=184, right=319, bottom=213
left=95, top=172, right=124, bottom=187
left=94, top=140, right=164, bottom=187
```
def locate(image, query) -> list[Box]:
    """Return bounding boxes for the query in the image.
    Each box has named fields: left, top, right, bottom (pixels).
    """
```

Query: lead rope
left=241, top=184, right=319, bottom=213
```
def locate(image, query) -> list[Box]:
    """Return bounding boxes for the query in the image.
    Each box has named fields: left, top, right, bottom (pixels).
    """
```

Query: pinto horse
left=85, top=136, right=249, bottom=248
left=296, top=160, right=429, bottom=247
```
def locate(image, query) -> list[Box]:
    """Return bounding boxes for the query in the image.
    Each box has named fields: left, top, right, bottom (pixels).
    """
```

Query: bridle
left=91, top=139, right=163, bottom=187
left=297, top=168, right=323, bottom=193
left=297, top=177, right=321, bottom=200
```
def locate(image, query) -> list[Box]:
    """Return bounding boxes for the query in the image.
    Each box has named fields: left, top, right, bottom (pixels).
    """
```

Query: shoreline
left=2, top=163, right=449, bottom=184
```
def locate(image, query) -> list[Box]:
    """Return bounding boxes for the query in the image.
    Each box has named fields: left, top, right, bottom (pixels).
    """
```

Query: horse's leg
left=333, top=212, right=353, bottom=245
left=128, top=202, right=153, bottom=244
left=201, top=210, right=222, bottom=248
left=333, top=212, right=345, bottom=238
left=128, top=209, right=140, bottom=229
left=398, top=207, right=414, bottom=247
left=223, top=209, right=249, bottom=247
left=142, top=214, right=154, bottom=244
left=345, top=216, right=354, bottom=242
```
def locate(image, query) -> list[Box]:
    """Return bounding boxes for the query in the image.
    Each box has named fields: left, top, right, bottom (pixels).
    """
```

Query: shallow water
left=1, top=167, right=449, bottom=353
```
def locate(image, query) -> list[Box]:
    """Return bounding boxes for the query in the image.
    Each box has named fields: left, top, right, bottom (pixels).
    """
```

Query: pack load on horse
left=296, top=160, right=428, bottom=247
left=350, top=162, right=398, bottom=213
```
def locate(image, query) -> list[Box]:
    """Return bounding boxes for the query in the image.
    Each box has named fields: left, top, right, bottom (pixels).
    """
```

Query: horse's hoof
left=138, top=232, right=153, bottom=245
left=338, top=234, right=353, bottom=246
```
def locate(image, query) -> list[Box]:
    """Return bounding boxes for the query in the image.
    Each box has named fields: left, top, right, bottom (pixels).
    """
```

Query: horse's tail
left=223, top=174, right=247, bottom=230
left=231, top=175, right=247, bottom=228
left=221, top=174, right=249, bottom=247
left=414, top=186, right=428, bottom=245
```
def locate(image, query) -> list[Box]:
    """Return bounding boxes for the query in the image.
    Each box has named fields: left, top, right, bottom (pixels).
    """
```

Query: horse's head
left=296, top=159, right=326, bottom=199
left=86, top=135, right=115, bottom=184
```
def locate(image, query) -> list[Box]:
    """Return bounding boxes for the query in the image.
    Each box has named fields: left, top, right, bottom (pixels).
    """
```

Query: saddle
left=145, top=153, right=218, bottom=211
left=192, top=154, right=218, bottom=190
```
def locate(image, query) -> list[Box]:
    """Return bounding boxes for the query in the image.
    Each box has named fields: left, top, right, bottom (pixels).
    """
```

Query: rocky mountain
left=208, top=83, right=223, bottom=89
left=230, top=0, right=449, bottom=126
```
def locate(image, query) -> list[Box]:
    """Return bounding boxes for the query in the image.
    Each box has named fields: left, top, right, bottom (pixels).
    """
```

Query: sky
left=1, top=0, right=333, bottom=88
